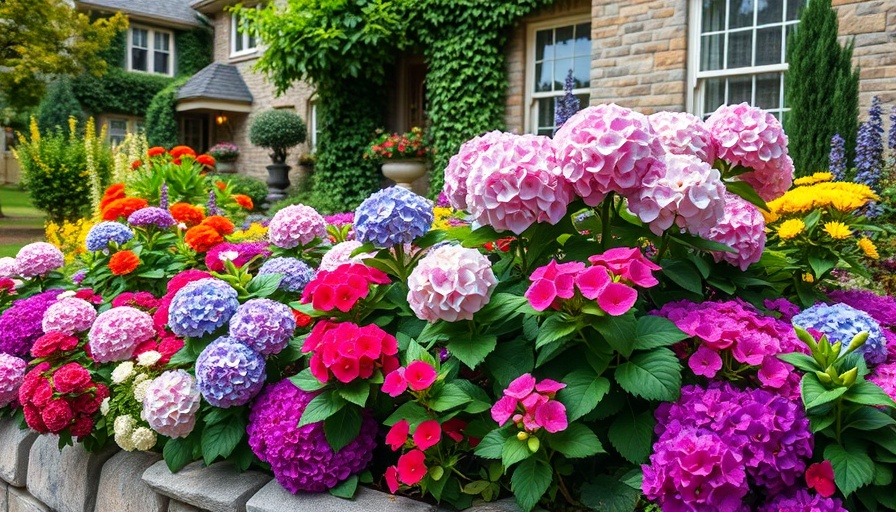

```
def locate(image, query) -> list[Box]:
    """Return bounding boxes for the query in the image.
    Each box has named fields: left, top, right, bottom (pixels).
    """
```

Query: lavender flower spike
left=553, top=69, right=580, bottom=134
left=829, top=133, right=846, bottom=180
left=854, top=96, right=884, bottom=192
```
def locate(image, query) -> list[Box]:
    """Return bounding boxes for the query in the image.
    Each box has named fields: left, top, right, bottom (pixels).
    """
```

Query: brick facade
left=834, top=0, right=896, bottom=114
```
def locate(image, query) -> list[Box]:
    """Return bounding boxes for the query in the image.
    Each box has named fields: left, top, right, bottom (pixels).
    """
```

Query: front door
left=180, top=115, right=209, bottom=153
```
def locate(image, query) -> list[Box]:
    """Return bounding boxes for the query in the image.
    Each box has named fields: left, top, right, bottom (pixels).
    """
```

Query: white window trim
left=309, top=98, right=319, bottom=151
left=524, top=14, right=592, bottom=135
left=126, top=25, right=175, bottom=76
left=687, top=0, right=802, bottom=117
left=230, top=11, right=258, bottom=58
left=103, top=116, right=145, bottom=145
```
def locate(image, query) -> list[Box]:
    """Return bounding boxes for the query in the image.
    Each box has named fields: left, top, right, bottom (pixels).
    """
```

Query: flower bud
left=527, top=436, right=540, bottom=453
left=429, top=466, right=445, bottom=481
left=815, top=371, right=833, bottom=384
left=839, top=367, right=858, bottom=387
left=845, top=332, right=869, bottom=355
left=517, top=431, right=529, bottom=441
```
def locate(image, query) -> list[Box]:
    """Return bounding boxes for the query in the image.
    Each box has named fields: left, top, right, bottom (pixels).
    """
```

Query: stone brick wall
left=833, top=0, right=896, bottom=115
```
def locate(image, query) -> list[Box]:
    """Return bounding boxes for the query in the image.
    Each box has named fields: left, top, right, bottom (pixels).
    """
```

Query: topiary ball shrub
left=249, top=110, right=307, bottom=165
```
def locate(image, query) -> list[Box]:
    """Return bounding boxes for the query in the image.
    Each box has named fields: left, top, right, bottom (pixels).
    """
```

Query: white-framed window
left=525, top=16, right=591, bottom=136
left=688, top=0, right=806, bottom=121
left=127, top=27, right=174, bottom=76
left=230, top=11, right=257, bottom=57
left=309, top=98, right=320, bottom=151
left=104, top=117, right=144, bottom=146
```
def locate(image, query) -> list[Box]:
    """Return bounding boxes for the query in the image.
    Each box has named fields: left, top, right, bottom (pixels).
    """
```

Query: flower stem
left=600, top=193, right=614, bottom=250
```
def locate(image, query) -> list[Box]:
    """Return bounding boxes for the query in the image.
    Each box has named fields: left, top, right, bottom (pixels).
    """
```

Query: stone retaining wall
left=0, top=419, right=526, bottom=512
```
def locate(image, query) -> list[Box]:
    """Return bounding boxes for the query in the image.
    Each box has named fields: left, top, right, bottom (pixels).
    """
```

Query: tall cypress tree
left=784, top=0, right=859, bottom=177
left=36, top=76, right=85, bottom=135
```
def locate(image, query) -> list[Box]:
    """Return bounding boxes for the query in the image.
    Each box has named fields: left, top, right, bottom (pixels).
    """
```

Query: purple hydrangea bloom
left=85, top=222, right=134, bottom=252
left=247, top=380, right=377, bottom=493
left=323, top=212, right=354, bottom=226
left=829, top=133, right=846, bottom=180
left=827, top=289, right=896, bottom=328
left=258, top=257, right=316, bottom=293
left=127, top=207, right=176, bottom=229
left=195, top=337, right=266, bottom=408
left=793, top=302, right=888, bottom=365
left=759, top=489, right=847, bottom=512
left=0, top=290, right=60, bottom=356
left=168, top=278, right=239, bottom=338
left=229, top=299, right=296, bottom=356
left=204, top=242, right=271, bottom=272
left=0, top=353, right=27, bottom=408
left=354, top=186, right=433, bottom=248
left=71, top=269, right=87, bottom=285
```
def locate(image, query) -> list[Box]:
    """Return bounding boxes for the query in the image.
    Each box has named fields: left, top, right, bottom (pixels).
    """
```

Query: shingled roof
left=76, top=0, right=203, bottom=28
left=177, top=63, right=253, bottom=104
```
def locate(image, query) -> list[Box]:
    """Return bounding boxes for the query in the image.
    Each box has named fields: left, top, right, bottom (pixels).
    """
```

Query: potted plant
left=207, top=142, right=240, bottom=174
left=364, top=127, right=432, bottom=189
left=249, top=109, right=307, bottom=201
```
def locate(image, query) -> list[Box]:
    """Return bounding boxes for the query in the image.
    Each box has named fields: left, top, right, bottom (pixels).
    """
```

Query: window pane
left=132, top=29, right=147, bottom=48
left=703, top=77, right=725, bottom=114
left=757, top=0, right=783, bottom=25
left=727, top=30, right=752, bottom=68
left=728, top=75, right=752, bottom=104
left=702, top=0, right=726, bottom=32
left=554, top=25, right=575, bottom=60
left=730, top=0, right=754, bottom=29
left=131, top=48, right=147, bottom=71
left=535, top=29, right=552, bottom=62
left=247, top=34, right=256, bottom=50
left=786, top=0, right=805, bottom=21
left=154, top=52, right=169, bottom=74
left=701, top=34, right=723, bottom=71
left=154, top=33, right=170, bottom=51
left=109, top=119, right=127, bottom=131
left=573, top=56, right=590, bottom=88
left=785, top=24, right=796, bottom=57
left=554, top=58, right=573, bottom=91
left=535, top=62, right=551, bottom=92
left=755, top=26, right=782, bottom=65
left=754, top=73, right=781, bottom=109
left=536, top=98, right=554, bottom=134
left=574, top=23, right=590, bottom=56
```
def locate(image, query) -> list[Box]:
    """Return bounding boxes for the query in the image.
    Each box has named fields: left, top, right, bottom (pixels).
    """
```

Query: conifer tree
left=784, top=0, right=859, bottom=177
left=37, top=77, right=85, bottom=135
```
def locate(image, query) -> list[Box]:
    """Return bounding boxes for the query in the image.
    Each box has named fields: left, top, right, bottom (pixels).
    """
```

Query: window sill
left=229, top=51, right=258, bottom=64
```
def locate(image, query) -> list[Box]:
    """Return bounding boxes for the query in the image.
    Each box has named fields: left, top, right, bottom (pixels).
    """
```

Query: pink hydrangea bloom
left=588, top=247, right=662, bottom=288
left=0, top=257, right=16, bottom=279
left=599, top=282, right=639, bottom=316
left=0, top=353, right=27, bottom=407
left=319, top=241, right=373, bottom=271
left=524, top=260, right=585, bottom=311
left=268, top=204, right=327, bottom=249
left=698, top=193, right=766, bottom=271
left=869, top=362, right=896, bottom=403
left=15, top=242, right=64, bottom=278
left=689, top=345, right=723, bottom=378
left=443, top=130, right=511, bottom=210
left=141, top=370, right=200, bottom=439
left=706, top=102, right=794, bottom=201
left=87, top=306, right=155, bottom=363
left=648, top=111, right=717, bottom=163
left=42, top=297, right=97, bottom=335
left=554, top=104, right=664, bottom=205
left=465, top=133, right=573, bottom=234
left=407, top=244, right=497, bottom=322
left=490, top=373, right=567, bottom=434
left=629, top=154, right=727, bottom=235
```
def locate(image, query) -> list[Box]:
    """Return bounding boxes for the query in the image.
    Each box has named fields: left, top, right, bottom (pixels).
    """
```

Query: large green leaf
left=547, top=423, right=604, bottom=459
left=246, top=273, right=283, bottom=297
left=777, top=352, right=819, bottom=373
left=843, top=380, right=896, bottom=408
left=614, top=348, right=681, bottom=402
left=535, top=314, right=578, bottom=349
left=632, top=315, right=688, bottom=351
left=474, top=429, right=508, bottom=459
left=163, top=437, right=195, bottom=473
left=510, top=457, right=553, bottom=512
left=201, top=419, right=245, bottom=465
left=447, top=333, right=497, bottom=369
left=486, top=340, right=534, bottom=390
left=580, top=476, right=641, bottom=512
left=383, top=401, right=431, bottom=428
left=593, top=312, right=638, bottom=357
left=725, top=179, right=769, bottom=211
left=289, top=369, right=326, bottom=392
left=659, top=259, right=703, bottom=295
left=608, top=409, right=655, bottom=464
left=337, top=380, right=370, bottom=407
left=555, top=370, right=610, bottom=421
left=476, top=293, right=530, bottom=324
left=825, top=443, right=874, bottom=496
left=324, top=405, right=362, bottom=452
left=844, top=407, right=896, bottom=431
left=429, top=382, right=471, bottom=412
left=328, top=474, right=358, bottom=499
left=502, top=435, right=533, bottom=468
left=298, top=390, right=345, bottom=427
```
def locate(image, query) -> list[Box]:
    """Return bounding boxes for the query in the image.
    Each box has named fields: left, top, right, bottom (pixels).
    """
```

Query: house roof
left=177, top=63, right=253, bottom=104
left=76, top=0, right=204, bottom=28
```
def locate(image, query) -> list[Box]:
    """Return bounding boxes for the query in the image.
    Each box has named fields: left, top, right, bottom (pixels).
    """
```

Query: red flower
left=41, top=398, right=73, bottom=433
left=31, top=332, right=80, bottom=358
left=147, top=146, right=167, bottom=157
left=184, top=224, right=224, bottom=253
left=386, top=420, right=409, bottom=451
left=99, top=183, right=127, bottom=211
left=201, top=215, right=235, bottom=236
left=385, top=466, right=400, bottom=493
left=70, top=393, right=101, bottom=415
left=23, top=404, right=47, bottom=433
left=130, top=159, right=143, bottom=170
left=196, top=154, right=216, bottom=167
left=170, top=145, right=196, bottom=158
left=169, top=202, right=205, bottom=226
left=109, top=250, right=140, bottom=275
left=215, top=181, right=227, bottom=191
left=52, top=363, right=92, bottom=394
left=396, top=449, right=427, bottom=486
left=412, top=420, right=441, bottom=451
left=70, top=416, right=95, bottom=437
left=291, top=309, right=312, bottom=327
left=441, top=418, right=467, bottom=443
left=233, top=194, right=254, bottom=210
left=806, top=460, right=836, bottom=498
left=102, top=197, right=148, bottom=221
left=405, top=361, right=437, bottom=391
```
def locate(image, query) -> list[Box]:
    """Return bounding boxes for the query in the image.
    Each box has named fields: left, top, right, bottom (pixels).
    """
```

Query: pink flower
left=805, top=461, right=836, bottom=498
left=534, top=379, right=566, bottom=395
left=525, top=260, right=585, bottom=310
left=491, top=395, right=518, bottom=426
left=396, top=449, right=427, bottom=485
left=413, top=420, right=442, bottom=451
left=524, top=279, right=558, bottom=311
left=688, top=345, right=723, bottom=378
left=385, top=466, right=400, bottom=493
left=588, top=247, right=661, bottom=288
left=698, top=193, right=766, bottom=271
left=575, top=265, right=611, bottom=300
left=386, top=420, right=409, bottom=451
left=648, top=111, right=717, bottom=164
left=381, top=368, right=407, bottom=397
left=405, top=361, right=437, bottom=391
left=443, top=131, right=512, bottom=210
left=267, top=204, right=327, bottom=249
left=534, top=400, right=568, bottom=433
left=554, top=104, right=664, bottom=205
left=758, top=356, right=789, bottom=388
left=505, top=374, right=536, bottom=399
left=407, top=245, right=497, bottom=322
left=597, top=282, right=638, bottom=316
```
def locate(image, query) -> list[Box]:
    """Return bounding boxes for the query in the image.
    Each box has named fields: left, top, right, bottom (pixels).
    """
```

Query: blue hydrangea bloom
left=354, top=186, right=433, bottom=248
left=168, top=278, right=239, bottom=338
left=85, top=222, right=134, bottom=252
left=128, top=207, right=176, bottom=228
left=229, top=298, right=296, bottom=356
left=792, top=303, right=887, bottom=366
left=258, top=257, right=316, bottom=293
left=195, top=337, right=266, bottom=408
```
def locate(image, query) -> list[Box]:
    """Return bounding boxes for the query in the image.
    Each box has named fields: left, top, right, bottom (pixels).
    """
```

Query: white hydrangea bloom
left=111, top=362, right=136, bottom=384
left=131, top=427, right=157, bottom=451
left=136, top=350, right=162, bottom=367
left=133, top=379, right=152, bottom=402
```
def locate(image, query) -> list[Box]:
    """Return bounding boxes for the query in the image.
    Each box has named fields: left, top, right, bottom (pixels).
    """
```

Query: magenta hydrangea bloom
left=443, top=130, right=513, bottom=211
left=0, top=290, right=60, bottom=357
left=705, top=102, right=794, bottom=201
left=195, top=337, right=266, bottom=408
left=629, top=154, right=727, bottom=235
left=490, top=373, right=567, bottom=433
left=870, top=362, right=896, bottom=402
left=247, top=380, right=377, bottom=493
left=407, top=244, right=497, bottom=322
left=15, top=242, right=64, bottom=278
left=554, top=104, right=664, bottom=205
left=698, top=193, right=766, bottom=271
left=228, top=299, right=296, bottom=356
left=648, top=111, right=717, bottom=163
left=0, top=353, right=27, bottom=408
left=759, top=489, right=847, bottom=512
left=87, top=306, right=156, bottom=363
left=268, top=204, right=327, bottom=249
left=141, top=370, right=201, bottom=438
left=465, top=133, right=573, bottom=235
left=42, top=297, right=97, bottom=335
left=204, top=241, right=271, bottom=272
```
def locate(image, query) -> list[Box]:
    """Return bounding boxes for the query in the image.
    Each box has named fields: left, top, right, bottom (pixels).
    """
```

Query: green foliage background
left=37, top=76, right=86, bottom=133
left=145, top=77, right=190, bottom=148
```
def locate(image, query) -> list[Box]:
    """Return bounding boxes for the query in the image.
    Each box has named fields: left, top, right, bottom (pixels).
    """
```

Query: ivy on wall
left=145, top=77, right=189, bottom=148
left=175, top=27, right=214, bottom=77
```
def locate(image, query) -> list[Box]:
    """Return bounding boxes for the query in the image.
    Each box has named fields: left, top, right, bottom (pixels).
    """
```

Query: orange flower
left=169, top=203, right=205, bottom=227
left=170, top=146, right=196, bottom=158
left=102, top=197, right=148, bottom=221
left=233, top=194, right=253, bottom=210
left=215, top=181, right=227, bottom=191
left=147, top=146, right=167, bottom=157
left=185, top=224, right=224, bottom=253
left=99, top=183, right=127, bottom=210
left=196, top=154, right=216, bottom=167
left=201, top=215, right=235, bottom=236
left=109, top=250, right=140, bottom=275
left=130, top=160, right=143, bottom=170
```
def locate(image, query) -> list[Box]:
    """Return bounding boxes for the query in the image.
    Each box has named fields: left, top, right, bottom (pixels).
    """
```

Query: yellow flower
left=766, top=181, right=878, bottom=216
left=776, top=218, right=805, bottom=240
left=858, top=237, right=879, bottom=259
left=432, top=206, right=457, bottom=230
left=227, top=222, right=268, bottom=242
left=793, top=172, right=834, bottom=186
left=822, top=221, right=851, bottom=240
left=802, top=273, right=815, bottom=283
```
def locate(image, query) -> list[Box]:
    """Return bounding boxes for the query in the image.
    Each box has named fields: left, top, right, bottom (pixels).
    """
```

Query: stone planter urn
left=265, top=163, right=291, bottom=202
left=216, top=161, right=237, bottom=174
left=381, top=159, right=427, bottom=190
